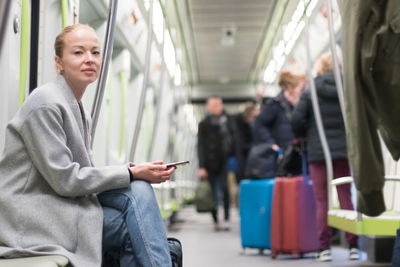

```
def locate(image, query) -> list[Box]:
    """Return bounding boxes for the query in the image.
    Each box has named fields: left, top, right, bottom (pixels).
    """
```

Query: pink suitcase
left=270, top=176, right=319, bottom=258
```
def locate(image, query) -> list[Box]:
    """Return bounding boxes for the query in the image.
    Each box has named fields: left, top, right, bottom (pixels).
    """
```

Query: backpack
left=245, top=143, right=277, bottom=179
left=275, top=144, right=303, bottom=177
left=168, top=237, right=183, bottom=267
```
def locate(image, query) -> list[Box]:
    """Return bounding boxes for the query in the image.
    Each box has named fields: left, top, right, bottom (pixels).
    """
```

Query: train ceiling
left=165, top=0, right=278, bottom=102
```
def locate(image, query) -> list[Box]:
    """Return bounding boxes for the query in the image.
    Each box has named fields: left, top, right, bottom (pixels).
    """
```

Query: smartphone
left=165, top=160, right=190, bottom=168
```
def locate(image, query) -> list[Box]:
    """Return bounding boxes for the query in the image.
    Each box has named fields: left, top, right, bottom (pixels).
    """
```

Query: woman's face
left=55, top=26, right=101, bottom=89
left=284, top=79, right=305, bottom=106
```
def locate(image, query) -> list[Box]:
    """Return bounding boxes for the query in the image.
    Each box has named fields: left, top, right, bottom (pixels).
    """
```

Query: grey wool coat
left=0, top=75, right=130, bottom=266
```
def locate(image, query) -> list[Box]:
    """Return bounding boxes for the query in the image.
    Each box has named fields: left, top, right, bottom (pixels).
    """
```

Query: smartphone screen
left=165, top=160, right=190, bottom=168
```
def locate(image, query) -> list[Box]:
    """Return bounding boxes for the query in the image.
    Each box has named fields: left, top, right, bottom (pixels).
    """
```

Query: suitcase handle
left=301, top=144, right=310, bottom=182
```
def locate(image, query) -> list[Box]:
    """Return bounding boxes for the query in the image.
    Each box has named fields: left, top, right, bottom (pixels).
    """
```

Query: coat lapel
left=55, top=76, right=87, bottom=147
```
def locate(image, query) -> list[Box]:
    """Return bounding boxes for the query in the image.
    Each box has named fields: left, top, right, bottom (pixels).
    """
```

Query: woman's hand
left=129, top=161, right=175, bottom=184
left=271, top=144, right=280, bottom=151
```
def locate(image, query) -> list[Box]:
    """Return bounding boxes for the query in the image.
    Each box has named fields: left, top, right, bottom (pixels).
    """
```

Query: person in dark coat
left=291, top=52, right=359, bottom=262
left=250, top=70, right=305, bottom=178
left=197, top=97, right=234, bottom=231
left=233, top=101, right=258, bottom=182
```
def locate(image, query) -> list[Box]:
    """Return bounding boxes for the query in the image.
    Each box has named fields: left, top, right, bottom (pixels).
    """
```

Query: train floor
left=167, top=205, right=391, bottom=267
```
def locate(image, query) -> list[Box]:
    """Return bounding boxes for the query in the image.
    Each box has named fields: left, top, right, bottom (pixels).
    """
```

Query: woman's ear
left=55, top=56, right=63, bottom=74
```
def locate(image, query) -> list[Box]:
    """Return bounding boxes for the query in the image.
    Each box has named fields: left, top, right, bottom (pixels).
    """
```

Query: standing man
left=197, top=96, right=234, bottom=231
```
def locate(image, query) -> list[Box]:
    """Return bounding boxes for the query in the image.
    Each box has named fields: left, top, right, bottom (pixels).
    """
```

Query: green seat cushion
left=328, top=209, right=400, bottom=236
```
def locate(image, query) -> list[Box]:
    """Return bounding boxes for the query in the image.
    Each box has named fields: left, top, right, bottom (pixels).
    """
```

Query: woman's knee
left=130, top=180, right=153, bottom=193
left=130, top=180, right=157, bottom=205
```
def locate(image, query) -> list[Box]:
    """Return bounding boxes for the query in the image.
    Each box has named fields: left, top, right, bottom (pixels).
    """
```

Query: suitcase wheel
left=291, top=251, right=302, bottom=258
left=271, top=250, right=278, bottom=259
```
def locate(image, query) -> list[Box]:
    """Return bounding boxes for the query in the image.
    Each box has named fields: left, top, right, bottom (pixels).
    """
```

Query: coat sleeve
left=291, top=90, right=310, bottom=138
left=197, top=120, right=207, bottom=169
left=20, top=106, right=130, bottom=197
left=253, top=104, right=277, bottom=145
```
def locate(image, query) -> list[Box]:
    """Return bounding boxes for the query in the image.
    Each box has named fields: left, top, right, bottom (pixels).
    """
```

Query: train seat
left=0, top=255, right=68, bottom=267
left=328, top=176, right=400, bottom=236
left=328, top=209, right=400, bottom=236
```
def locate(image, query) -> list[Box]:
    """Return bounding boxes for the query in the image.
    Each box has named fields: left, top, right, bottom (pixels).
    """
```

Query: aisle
left=167, top=205, right=391, bottom=267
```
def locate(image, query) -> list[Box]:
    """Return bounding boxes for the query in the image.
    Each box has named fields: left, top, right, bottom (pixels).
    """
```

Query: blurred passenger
left=251, top=70, right=305, bottom=177
left=0, top=24, right=175, bottom=267
left=233, top=101, right=258, bottom=182
left=197, top=97, right=234, bottom=231
left=291, top=52, right=359, bottom=262
left=227, top=157, right=238, bottom=208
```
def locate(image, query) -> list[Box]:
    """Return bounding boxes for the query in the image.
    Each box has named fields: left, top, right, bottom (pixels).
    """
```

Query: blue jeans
left=208, top=169, right=230, bottom=223
left=393, top=228, right=400, bottom=267
left=98, top=180, right=172, bottom=267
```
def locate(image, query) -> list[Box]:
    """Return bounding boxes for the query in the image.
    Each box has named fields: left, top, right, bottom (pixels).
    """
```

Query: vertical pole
left=148, top=18, right=166, bottom=161
left=326, top=0, right=346, bottom=120
left=91, top=0, right=118, bottom=147
left=61, top=0, right=68, bottom=28
left=304, top=1, right=334, bottom=210
left=129, top=0, right=154, bottom=161
left=19, top=0, right=30, bottom=107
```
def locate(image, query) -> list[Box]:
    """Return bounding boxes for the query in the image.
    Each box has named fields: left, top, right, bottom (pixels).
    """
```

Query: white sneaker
left=349, top=248, right=360, bottom=260
left=318, top=249, right=332, bottom=262
left=220, top=221, right=230, bottom=231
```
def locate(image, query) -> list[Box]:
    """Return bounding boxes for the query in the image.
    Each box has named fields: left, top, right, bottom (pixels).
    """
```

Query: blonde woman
left=291, top=52, right=359, bottom=262
left=251, top=70, right=305, bottom=178
left=0, top=24, right=174, bottom=267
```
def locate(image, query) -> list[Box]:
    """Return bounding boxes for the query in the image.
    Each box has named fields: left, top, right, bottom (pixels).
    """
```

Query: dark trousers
left=208, top=170, right=230, bottom=223
left=309, top=159, right=358, bottom=250
left=393, top=228, right=400, bottom=267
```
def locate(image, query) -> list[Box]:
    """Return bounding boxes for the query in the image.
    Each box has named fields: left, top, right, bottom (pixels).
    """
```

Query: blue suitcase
left=239, top=178, right=275, bottom=252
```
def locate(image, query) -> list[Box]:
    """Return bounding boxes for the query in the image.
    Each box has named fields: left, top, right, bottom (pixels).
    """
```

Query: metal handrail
left=90, top=0, right=118, bottom=147
left=129, top=0, right=154, bottom=162
left=331, top=176, right=353, bottom=186
left=304, top=3, right=334, bottom=209
left=332, top=175, right=400, bottom=186
left=331, top=175, right=400, bottom=222
left=327, top=0, right=346, bottom=119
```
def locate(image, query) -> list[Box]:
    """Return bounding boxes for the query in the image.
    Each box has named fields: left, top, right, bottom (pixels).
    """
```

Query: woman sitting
left=0, top=24, right=174, bottom=267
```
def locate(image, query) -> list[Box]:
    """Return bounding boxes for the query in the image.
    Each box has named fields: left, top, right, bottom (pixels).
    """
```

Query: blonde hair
left=314, top=52, right=340, bottom=76
left=278, top=70, right=306, bottom=91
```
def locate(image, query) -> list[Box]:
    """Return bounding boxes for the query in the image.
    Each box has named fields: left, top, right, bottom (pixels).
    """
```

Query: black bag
left=275, top=144, right=303, bottom=177
left=194, top=179, right=216, bottom=212
left=245, top=143, right=277, bottom=179
left=168, top=237, right=183, bottom=267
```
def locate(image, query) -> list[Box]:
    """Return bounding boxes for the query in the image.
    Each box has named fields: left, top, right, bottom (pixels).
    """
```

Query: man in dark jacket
left=197, top=97, right=234, bottom=231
